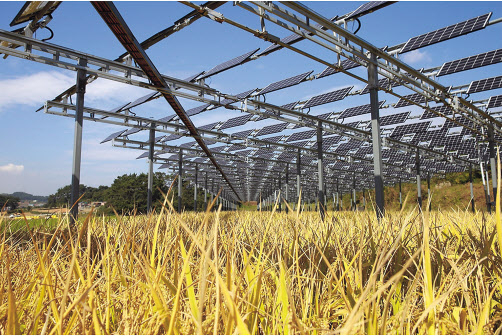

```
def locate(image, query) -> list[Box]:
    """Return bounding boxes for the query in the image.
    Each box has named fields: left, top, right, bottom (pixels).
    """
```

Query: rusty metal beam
left=91, top=1, right=241, bottom=201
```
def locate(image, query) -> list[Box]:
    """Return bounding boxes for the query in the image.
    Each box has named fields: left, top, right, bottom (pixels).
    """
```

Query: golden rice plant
left=1, top=189, right=502, bottom=334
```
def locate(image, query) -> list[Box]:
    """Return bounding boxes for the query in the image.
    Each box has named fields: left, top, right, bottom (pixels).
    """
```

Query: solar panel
left=335, top=139, right=363, bottom=154
left=122, top=128, right=142, bottom=137
left=228, top=144, right=247, bottom=152
left=210, top=145, right=226, bottom=153
left=344, top=1, right=393, bottom=20
left=316, top=112, right=333, bottom=120
left=200, top=49, right=260, bottom=79
left=258, top=71, right=312, bottom=95
left=220, top=114, right=253, bottom=129
left=158, top=114, right=176, bottom=123
left=162, top=133, right=182, bottom=141
left=400, top=13, right=492, bottom=53
left=220, top=89, right=256, bottom=105
left=344, top=121, right=360, bottom=128
left=317, top=59, right=360, bottom=79
left=390, top=121, right=431, bottom=138
left=181, top=141, right=197, bottom=148
left=257, top=102, right=298, bottom=121
left=379, top=111, right=410, bottom=126
left=10, top=1, right=62, bottom=26
left=101, top=129, right=126, bottom=144
left=360, top=77, right=401, bottom=95
left=286, top=130, right=316, bottom=142
left=339, top=101, right=385, bottom=118
left=255, top=122, right=289, bottom=136
left=421, top=104, right=454, bottom=119
left=184, top=71, right=205, bottom=83
left=124, top=92, right=158, bottom=110
left=488, top=94, right=502, bottom=109
left=186, top=103, right=211, bottom=116
left=231, top=129, right=254, bottom=138
left=234, top=149, right=253, bottom=157
left=198, top=122, right=219, bottom=131
left=394, top=93, right=427, bottom=108
left=258, top=33, right=304, bottom=56
left=437, top=49, right=502, bottom=76
left=303, top=86, right=353, bottom=108
left=466, top=75, right=502, bottom=94
left=289, top=140, right=310, bottom=148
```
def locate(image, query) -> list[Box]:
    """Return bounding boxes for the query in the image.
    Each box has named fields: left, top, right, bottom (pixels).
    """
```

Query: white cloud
left=402, top=50, right=431, bottom=65
left=0, top=71, right=74, bottom=111
left=0, top=71, right=150, bottom=112
left=0, top=163, right=24, bottom=174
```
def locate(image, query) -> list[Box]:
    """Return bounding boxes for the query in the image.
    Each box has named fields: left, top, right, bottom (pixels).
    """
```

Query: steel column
left=488, top=125, right=498, bottom=203
left=285, top=163, right=289, bottom=213
left=317, top=120, right=325, bottom=221
left=178, top=149, right=183, bottom=213
left=278, top=174, right=282, bottom=212
left=147, top=126, right=155, bottom=214
left=204, top=171, right=208, bottom=211
left=399, top=179, right=402, bottom=210
left=416, top=148, right=422, bottom=210
left=368, top=53, right=385, bottom=218
left=194, top=162, right=198, bottom=211
left=69, top=58, right=87, bottom=227
left=352, top=174, right=356, bottom=211
left=427, top=171, right=431, bottom=211
left=297, top=149, right=301, bottom=206
left=469, top=163, right=475, bottom=213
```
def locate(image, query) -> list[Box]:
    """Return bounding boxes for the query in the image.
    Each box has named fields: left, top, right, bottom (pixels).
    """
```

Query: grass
left=1, top=189, right=502, bottom=335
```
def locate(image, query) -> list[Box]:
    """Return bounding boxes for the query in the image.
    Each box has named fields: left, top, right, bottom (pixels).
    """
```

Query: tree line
left=47, top=172, right=212, bottom=214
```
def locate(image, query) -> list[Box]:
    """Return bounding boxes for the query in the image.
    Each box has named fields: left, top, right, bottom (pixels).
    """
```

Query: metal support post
left=194, top=163, right=198, bottom=212
left=297, top=149, right=301, bottom=206
left=285, top=164, right=289, bottom=213
left=488, top=125, right=498, bottom=203
left=70, top=58, right=87, bottom=227
left=427, top=171, right=431, bottom=211
left=147, top=125, right=155, bottom=214
left=277, top=173, right=282, bottom=212
left=178, top=149, right=183, bottom=213
left=204, top=171, right=208, bottom=211
left=469, top=163, right=475, bottom=213
left=336, top=178, right=340, bottom=211
left=352, top=174, right=356, bottom=211
left=368, top=53, right=385, bottom=218
left=317, top=120, right=325, bottom=221
left=416, top=148, right=422, bottom=210
left=399, top=179, right=402, bottom=210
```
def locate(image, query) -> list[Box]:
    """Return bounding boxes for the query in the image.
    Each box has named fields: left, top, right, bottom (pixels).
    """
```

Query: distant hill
left=1, top=192, right=48, bottom=202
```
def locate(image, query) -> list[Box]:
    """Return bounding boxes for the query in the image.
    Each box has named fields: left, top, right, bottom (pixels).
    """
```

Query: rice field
left=1, top=193, right=502, bottom=334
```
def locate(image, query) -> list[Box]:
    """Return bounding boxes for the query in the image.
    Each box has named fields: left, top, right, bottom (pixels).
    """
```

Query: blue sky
left=0, top=1, right=501, bottom=195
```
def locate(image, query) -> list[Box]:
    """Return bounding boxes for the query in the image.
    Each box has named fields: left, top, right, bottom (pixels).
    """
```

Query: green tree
left=0, top=195, right=20, bottom=211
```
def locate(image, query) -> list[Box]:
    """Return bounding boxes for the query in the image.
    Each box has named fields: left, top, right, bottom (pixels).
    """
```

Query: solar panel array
left=360, top=77, right=401, bottom=95
left=394, top=92, right=427, bottom=108
left=186, top=103, right=210, bottom=116
left=303, top=86, right=353, bottom=108
left=391, top=121, right=431, bottom=138
left=220, top=114, right=253, bottom=129
left=200, top=48, right=260, bottom=79
left=488, top=94, right=502, bottom=109
left=286, top=129, right=316, bottom=142
left=101, top=129, right=126, bottom=143
left=317, top=58, right=360, bottom=79
left=258, top=71, right=312, bottom=95
left=344, top=1, right=391, bottom=20
left=379, top=111, right=410, bottom=126
left=255, top=122, right=289, bottom=136
left=122, top=128, right=142, bottom=137
left=339, top=101, right=385, bottom=118
left=466, top=75, right=502, bottom=94
left=437, top=48, right=502, bottom=76
left=400, top=13, right=491, bottom=53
